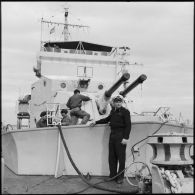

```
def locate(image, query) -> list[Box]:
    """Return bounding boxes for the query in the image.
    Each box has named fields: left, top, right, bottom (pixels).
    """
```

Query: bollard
left=147, top=133, right=193, bottom=165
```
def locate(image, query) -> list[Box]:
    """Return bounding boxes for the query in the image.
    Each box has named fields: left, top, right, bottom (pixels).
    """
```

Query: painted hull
left=2, top=121, right=193, bottom=176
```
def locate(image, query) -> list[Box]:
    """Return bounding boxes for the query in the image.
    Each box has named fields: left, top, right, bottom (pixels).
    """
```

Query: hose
left=57, top=120, right=169, bottom=193
left=71, top=158, right=142, bottom=194
left=57, top=125, right=139, bottom=194
left=125, top=161, right=152, bottom=187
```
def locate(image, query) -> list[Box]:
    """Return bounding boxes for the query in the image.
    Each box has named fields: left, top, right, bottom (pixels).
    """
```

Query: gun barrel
left=104, top=73, right=130, bottom=98
left=119, top=74, right=147, bottom=97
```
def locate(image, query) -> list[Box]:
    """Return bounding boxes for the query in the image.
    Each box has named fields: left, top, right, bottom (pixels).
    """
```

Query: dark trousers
left=108, top=132, right=126, bottom=180
left=70, top=108, right=90, bottom=125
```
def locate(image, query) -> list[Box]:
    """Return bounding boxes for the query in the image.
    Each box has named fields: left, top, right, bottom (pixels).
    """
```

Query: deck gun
left=119, top=74, right=147, bottom=97
left=97, top=73, right=130, bottom=114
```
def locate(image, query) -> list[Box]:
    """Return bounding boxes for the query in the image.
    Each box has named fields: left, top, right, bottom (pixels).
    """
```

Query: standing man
left=90, top=95, right=131, bottom=184
left=66, top=89, right=91, bottom=125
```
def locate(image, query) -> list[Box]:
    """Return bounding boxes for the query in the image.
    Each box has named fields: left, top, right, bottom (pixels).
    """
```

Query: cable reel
left=125, top=161, right=152, bottom=193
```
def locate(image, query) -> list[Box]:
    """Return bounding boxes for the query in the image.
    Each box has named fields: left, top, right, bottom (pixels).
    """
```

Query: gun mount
left=97, top=73, right=130, bottom=114
left=104, top=73, right=130, bottom=98
left=119, top=74, right=147, bottom=97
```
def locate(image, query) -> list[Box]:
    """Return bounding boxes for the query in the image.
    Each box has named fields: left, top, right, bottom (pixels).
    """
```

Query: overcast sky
left=1, top=2, right=194, bottom=125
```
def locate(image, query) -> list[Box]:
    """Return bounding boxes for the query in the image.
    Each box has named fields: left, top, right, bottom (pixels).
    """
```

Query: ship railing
left=153, top=107, right=182, bottom=124
left=46, top=103, right=62, bottom=126
left=40, top=45, right=110, bottom=57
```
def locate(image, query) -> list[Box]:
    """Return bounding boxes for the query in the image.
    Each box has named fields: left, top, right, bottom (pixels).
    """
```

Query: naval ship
left=2, top=8, right=193, bottom=194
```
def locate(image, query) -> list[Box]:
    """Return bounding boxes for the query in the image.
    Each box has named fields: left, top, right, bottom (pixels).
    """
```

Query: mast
left=64, top=8, right=69, bottom=41
left=40, top=8, right=89, bottom=45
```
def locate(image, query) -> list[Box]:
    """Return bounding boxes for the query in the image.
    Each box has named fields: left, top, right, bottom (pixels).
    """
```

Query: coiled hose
left=57, top=125, right=139, bottom=194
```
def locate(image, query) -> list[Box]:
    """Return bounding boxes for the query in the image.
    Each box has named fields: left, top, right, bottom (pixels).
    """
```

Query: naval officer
left=90, top=95, right=131, bottom=184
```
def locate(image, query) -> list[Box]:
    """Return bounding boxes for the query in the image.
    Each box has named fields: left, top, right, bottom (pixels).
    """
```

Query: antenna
left=40, top=7, right=89, bottom=44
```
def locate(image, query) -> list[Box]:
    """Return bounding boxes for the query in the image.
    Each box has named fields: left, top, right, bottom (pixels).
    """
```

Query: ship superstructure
left=19, top=8, right=137, bottom=129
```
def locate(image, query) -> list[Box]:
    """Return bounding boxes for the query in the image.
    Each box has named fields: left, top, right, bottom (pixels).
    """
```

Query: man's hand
left=121, top=138, right=128, bottom=145
left=89, top=122, right=96, bottom=127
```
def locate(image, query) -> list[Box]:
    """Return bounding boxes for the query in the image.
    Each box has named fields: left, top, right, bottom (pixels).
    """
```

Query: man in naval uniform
left=90, top=95, right=131, bottom=184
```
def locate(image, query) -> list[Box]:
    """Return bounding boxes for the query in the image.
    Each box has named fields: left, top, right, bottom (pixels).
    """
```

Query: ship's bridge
left=36, top=40, right=131, bottom=81
left=42, top=41, right=114, bottom=57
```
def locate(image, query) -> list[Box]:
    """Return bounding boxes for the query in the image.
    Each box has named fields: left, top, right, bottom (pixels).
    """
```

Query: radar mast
left=40, top=7, right=89, bottom=50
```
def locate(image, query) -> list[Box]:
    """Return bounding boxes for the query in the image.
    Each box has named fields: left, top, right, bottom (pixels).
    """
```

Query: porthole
left=61, top=82, right=66, bottom=88
left=98, top=84, right=103, bottom=90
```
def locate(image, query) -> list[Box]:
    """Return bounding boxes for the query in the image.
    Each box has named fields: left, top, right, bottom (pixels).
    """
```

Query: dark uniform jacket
left=36, top=117, right=47, bottom=128
left=96, top=107, right=131, bottom=139
left=66, top=94, right=90, bottom=110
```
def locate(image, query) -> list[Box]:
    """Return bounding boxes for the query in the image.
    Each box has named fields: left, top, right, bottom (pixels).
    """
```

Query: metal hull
left=2, top=121, right=193, bottom=177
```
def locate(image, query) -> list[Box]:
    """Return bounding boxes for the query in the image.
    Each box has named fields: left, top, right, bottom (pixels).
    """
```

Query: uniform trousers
left=108, top=131, right=126, bottom=180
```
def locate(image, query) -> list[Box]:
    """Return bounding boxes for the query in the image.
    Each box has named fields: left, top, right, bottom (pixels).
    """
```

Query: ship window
left=54, top=47, right=61, bottom=53
left=45, top=47, right=53, bottom=52
left=98, top=84, right=103, bottom=90
left=79, top=79, right=90, bottom=89
left=86, top=50, right=93, bottom=55
left=158, top=137, right=163, bottom=143
left=60, top=82, right=66, bottom=88
left=76, top=50, right=85, bottom=54
left=70, top=49, right=75, bottom=53
left=101, top=52, right=107, bottom=56
left=182, top=137, right=187, bottom=143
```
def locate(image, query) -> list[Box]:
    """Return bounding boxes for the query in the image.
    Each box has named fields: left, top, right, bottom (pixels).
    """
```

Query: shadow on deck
left=3, top=166, right=139, bottom=194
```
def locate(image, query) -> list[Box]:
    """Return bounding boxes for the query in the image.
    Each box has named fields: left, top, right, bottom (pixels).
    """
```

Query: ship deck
left=3, top=166, right=139, bottom=194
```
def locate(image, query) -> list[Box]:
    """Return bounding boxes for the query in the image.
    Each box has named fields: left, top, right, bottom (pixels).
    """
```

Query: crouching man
left=66, top=89, right=91, bottom=125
